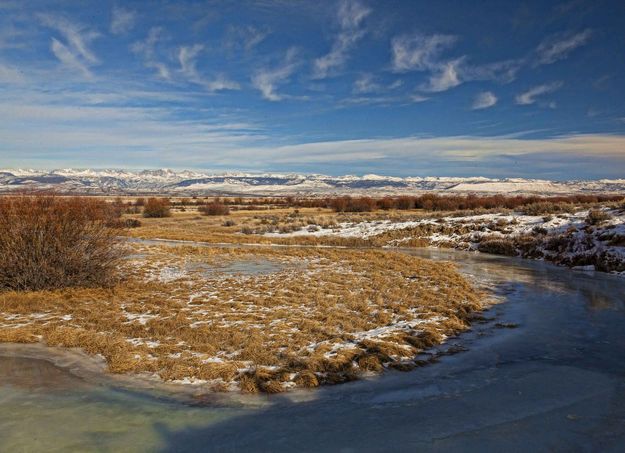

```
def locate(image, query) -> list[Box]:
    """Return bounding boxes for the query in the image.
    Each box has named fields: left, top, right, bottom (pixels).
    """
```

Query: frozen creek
left=1, top=248, right=624, bottom=452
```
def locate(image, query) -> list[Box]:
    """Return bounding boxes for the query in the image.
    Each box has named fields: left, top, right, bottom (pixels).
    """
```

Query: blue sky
left=0, top=0, right=624, bottom=178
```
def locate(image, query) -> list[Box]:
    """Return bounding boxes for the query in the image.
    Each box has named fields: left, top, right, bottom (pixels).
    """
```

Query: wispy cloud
left=536, top=29, right=592, bottom=65
left=177, top=44, right=240, bottom=92
left=223, top=25, right=270, bottom=53
left=131, top=27, right=171, bottom=80
left=211, top=134, right=625, bottom=173
left=0, top=62, right=25, bottom=83
left=312, top=0, right=371, bottom=79
left=0, top=22, right=29, bottom=50
left=391, top=33, right=456, bottom=72
left=410, top=94, right=429, bottom=103
left=472, top=91, right=497, bottom=110
left=50, top=38, right=93, bottom=79
left=110, top=6, right=136, bottom=35
left=420, top=58, right=463, bottom=92
left=39, top=14, right=100, bottom=77
left=353, top=73, right=402, bottom=94
left=515, top=82, right=562, bottom=105
left=392, top=31, right=521, bottom=93
left=461, top=59, right=523, bottom=84
left=252, top=47, right=300, bottom=101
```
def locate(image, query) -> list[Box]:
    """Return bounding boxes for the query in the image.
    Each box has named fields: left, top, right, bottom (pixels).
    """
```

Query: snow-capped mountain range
left=1, top=168, right=624, bottom=196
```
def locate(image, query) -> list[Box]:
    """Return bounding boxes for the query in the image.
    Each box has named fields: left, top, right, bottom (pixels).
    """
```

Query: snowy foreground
left=266, top=207, right=625, bottom=275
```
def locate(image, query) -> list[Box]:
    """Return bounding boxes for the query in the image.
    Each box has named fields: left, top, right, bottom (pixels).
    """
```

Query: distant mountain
left=1, top=168, right=624, bottom=195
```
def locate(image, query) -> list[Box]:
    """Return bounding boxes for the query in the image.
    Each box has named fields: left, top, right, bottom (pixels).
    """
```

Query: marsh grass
left=0, top=242, right=488, bottom=393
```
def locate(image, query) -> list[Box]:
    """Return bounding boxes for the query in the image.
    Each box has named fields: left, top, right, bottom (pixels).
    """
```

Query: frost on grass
left=0, top=243, right=487, bottom=393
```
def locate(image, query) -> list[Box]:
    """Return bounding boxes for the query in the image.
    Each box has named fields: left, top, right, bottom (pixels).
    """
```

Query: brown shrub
left=0, top=195, right=125, bottom=291
left=142, top=198, right=171, bottom=218
left=586, top=209, right=611, bottom=225
left=199, top=202, right=230, bottom=216
left=523, top=202, right=575, bottom=215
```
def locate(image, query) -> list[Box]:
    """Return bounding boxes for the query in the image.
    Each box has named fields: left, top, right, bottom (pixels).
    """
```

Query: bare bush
left=522, top=202, right=575, bottom=215
left=199, top=202, right=230, bottom=216
left=142, top=198, right=171, bottom=218
left=0, top=195, right=125, bottom=291
left=586, top=209, right=611, bottom=225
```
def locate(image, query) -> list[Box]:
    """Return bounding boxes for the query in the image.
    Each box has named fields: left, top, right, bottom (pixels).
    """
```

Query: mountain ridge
left=1, top=168, right=624, bottom=195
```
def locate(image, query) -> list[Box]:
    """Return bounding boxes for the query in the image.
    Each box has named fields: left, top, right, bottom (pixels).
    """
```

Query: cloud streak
left=131, top=27, right=171, bottom=80
left=0, top=62, right=25, bottom=83
left=39, top=14, right=100, bottom=77
left=312, top=0, right=370, bottom=79
left=178, top=44, right=240, bottom=92
left=110, top=6, right=136, bottom=35
left=252, top=48, right=300, bottom=101
left=391, top=31, right=523, bottom=93
left=515, top=82, right=562, bottom=105
left=391, top=33, right=457, bottom=73
left=536, top=29, right=592, bottom=65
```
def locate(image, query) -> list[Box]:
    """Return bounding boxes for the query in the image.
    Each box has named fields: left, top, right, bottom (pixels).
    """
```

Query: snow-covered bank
left=266, top=207, right=625, bottom=275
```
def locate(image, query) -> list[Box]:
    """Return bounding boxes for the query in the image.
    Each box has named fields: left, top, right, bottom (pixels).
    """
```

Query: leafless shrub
left=199, top=202, right=230, bottom=216
left=523, top=202, right=575, bottom=215
left=142, top=198, right=171, bottom=218
left=586, top=209, right=611, bottom=225
left=0, top=194, right=125, bottom=291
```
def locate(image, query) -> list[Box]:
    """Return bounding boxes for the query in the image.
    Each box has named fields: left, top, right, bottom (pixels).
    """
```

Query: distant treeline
left=295, top=194, right=625, bottom=212
left=117, top=193, right=624, bottom=213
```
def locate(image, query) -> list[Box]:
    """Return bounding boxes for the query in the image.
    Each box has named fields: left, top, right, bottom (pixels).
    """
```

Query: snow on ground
left=265, top=208, right=625, bottom=274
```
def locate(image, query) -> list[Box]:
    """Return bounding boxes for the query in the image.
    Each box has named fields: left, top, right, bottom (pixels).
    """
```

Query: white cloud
left=1, top=88, right=624, bottom=175
left=177, top=44, right=239, bottom=92
left=353, top=73, right=380, bottom=93
left=39, top=14, right=99, bottom=63
left=536, top=29, right=592, bottom=65
left=472, top=91, right=497, bottom=110
left=353, top=74, right=402, bottom=94
left=462, top=59, right=523, bottom=84
left=515, top=82, right=562, bottom=105
left=131, top=27, right=171, bottom=80
left=223, top=25, right=270, bottom=53
left=50, top=38, right=93, bottom=79
left=0, top=62, right=25, bottom=83
left=178, top=44, right=204, bottom=76
left=410, top=94, right=429, bottom=103
left=252, top=48, right=299, bottom=101
left=110, top=6, right=136, bottom=35
left=39, top=14, right=100, bottom=77
left=391, top=33, right=456, bottom=72
left=420, top=58, right=463, bottom=92
left=391, top=32, right=520, bottom=94
left=213, top=134, right=625, bottom=167
left=312, top=0, right=370, bottom=79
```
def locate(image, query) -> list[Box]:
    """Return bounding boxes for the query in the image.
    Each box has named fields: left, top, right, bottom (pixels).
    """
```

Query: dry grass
left=122, top=208, right=436, bottom=248
left=0, top=241, right=488, bottom=393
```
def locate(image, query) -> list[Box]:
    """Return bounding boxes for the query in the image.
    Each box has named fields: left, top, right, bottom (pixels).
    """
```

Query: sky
left=0, top=0, right=624, bottom=179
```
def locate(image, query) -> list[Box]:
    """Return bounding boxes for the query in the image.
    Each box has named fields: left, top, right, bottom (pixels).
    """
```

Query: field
left=2, top=193, right=622, bottom=393
left=0, top=195, right=496, bottom=393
